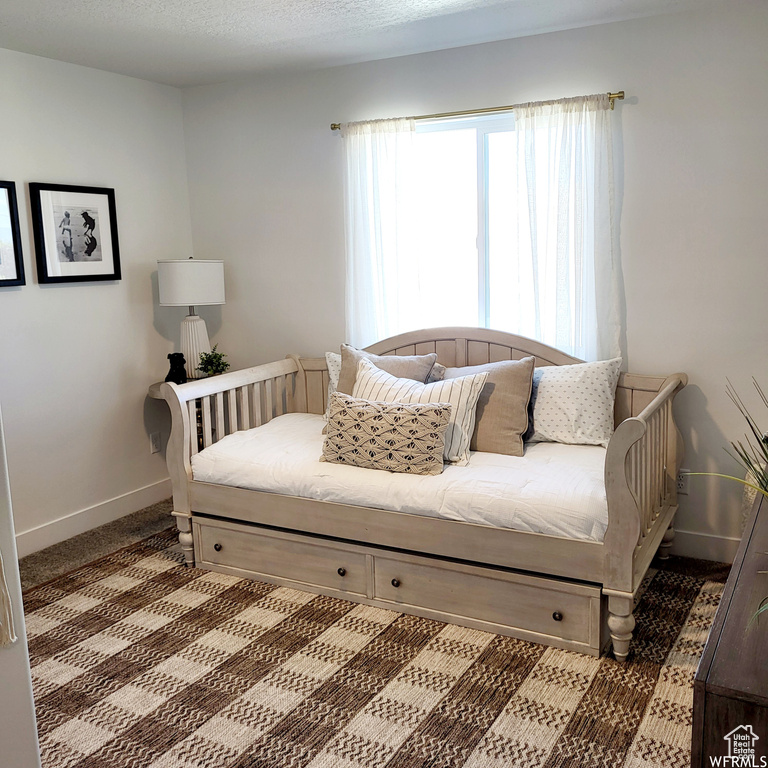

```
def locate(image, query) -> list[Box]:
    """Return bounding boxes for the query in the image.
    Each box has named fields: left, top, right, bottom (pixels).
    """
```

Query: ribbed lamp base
left=180, top=315, right=211, bottom=379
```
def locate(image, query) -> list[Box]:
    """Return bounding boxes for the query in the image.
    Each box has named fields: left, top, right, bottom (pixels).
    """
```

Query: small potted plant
left=198, top=344, right=230, bottom=377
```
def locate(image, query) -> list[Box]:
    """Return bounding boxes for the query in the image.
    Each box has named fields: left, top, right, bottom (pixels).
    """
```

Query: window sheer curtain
left=508, top=94, right=619, bottom=361
left=341, top=118, right=417, bottom=348
left=341, top=96, right=620, bottom=360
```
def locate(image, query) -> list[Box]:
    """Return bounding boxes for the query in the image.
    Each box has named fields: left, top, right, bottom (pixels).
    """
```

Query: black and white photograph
left=0, top=180, right=25, bottom=287
left=30, top=182, right=121, bottom=283
left=54, top=205, right=102, bottom=263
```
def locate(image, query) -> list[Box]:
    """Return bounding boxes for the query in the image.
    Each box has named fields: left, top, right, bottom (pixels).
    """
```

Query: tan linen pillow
left=322, top=392, right=451, bottom=476
left=353, top=358, right=488, bottom=465
left=337, top=344, right=438, bottom=396
left=443, top=357, right=535, bottom=456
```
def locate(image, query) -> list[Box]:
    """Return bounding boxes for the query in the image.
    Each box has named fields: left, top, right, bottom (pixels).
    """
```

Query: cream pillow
left=326, top=351, right=342, bottom=392
left=324, top=351, right=342, bottom=420
left=427, top=362, right=446, bottom=383
left=528, top=358, right=622, bottom=447
left=352, top=357, right=488, bottom=465
left=337, top=344, right=437, bottom=396
left=444, top=357, right=534, bottom=456
left=322, top=392, right=451, bottom=476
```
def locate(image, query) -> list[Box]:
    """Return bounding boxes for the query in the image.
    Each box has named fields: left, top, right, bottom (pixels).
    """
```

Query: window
left=342, top=96, right=619, bottom=361
left=407, top=114, right=516, bottom=330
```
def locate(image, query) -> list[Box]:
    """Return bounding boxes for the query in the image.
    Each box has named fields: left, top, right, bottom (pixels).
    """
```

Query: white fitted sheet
left=191, top=413, right=609, bottom=542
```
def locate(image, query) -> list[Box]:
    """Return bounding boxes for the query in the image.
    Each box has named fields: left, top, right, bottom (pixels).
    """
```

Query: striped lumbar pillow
left=352, top=357, right=488, bottom=465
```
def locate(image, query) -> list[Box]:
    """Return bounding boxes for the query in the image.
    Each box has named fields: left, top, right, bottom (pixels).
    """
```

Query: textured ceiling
left=0, top=0, right=705, bottom=87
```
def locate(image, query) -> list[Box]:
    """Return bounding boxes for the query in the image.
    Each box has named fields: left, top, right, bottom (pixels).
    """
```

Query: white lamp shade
left=158, top=260, right=225, bottom=306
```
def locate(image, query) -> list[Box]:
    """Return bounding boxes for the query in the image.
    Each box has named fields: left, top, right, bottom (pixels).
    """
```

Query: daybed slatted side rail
left=601, top=371, right=687, bottom=661
left=603, top=372, right=688, bottom=595
left=160, top=358, right=299, bottom=487
left=160, top=358, right=300, bottom=566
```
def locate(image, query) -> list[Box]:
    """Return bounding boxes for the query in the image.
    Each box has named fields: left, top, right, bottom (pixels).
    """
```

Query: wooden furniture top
left=696, top=493, right=768, bottom=707
left=148, top=381, right=164, bottom=399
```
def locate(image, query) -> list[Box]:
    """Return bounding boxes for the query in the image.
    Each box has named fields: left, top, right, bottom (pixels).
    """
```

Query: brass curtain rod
left=330, top=91, right=624, bottom=131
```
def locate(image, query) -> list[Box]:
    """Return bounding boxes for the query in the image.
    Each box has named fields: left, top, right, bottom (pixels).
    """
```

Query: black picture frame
left=0, top=180, right=25, bottom=287
left=29, top=182, right=121, bottom=284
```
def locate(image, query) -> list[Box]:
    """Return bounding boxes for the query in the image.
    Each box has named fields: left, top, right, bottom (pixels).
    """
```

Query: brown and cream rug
left=23, top=529, right=726, bottom=768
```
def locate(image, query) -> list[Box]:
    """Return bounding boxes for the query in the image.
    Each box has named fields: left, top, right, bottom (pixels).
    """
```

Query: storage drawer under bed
left=192, top=515, right=605, bottom=655
left=374, top=556, right=600, bottom=647
left=195, top=516, right=369, bottom=596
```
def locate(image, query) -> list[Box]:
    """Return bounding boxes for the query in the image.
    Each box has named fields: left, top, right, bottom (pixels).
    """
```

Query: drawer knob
left=391, top=578, right=401, bottom=588
left=337, top=567, right=346, bottom=577
left=552, top=611, right=563, bottom=622
left=213, top=543, right=222, bottom=552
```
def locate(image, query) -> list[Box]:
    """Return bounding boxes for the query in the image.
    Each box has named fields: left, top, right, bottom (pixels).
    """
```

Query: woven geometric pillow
left=352, top=358, right=488, bottom=465
left=322, top=392, right=452, bottom=476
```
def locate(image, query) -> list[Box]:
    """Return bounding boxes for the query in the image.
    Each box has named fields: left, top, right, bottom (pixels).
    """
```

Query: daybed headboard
left=291, top=327, right=674, bottom=426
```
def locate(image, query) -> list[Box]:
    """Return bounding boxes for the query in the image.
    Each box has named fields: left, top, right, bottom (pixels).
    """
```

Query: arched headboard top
left=295, top=327, right=679, bottom=425
left=363, top=326, right=583, bottom=369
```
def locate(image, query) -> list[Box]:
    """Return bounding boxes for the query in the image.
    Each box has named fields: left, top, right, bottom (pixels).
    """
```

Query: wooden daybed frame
left=159, top=327, right=687, bottom=661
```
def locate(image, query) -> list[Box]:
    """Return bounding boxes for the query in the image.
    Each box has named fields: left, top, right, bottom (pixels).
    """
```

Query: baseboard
left=672, top=528, right=741, bottom=564
left=14, top=478, right=172, bottom=558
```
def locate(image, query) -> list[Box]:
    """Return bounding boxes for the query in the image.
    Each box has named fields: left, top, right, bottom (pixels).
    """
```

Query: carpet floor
left=18, top=500, right=173, bottom=590
left=23, top=528, right=727, bottom=768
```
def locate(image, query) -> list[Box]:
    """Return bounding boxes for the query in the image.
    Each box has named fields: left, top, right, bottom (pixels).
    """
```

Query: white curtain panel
left=341, top=97, right=620, bottom=359
left=510, top=94, right=620, bottom=361
left=341, top=118, right=417, bottom=348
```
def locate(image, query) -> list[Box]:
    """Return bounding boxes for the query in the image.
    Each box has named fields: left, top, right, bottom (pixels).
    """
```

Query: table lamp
left=158, top=258, right=226, bottom=379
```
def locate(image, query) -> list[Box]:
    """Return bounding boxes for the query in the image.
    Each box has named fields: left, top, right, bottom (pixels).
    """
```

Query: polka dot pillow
left=528, top=358, right=622, bottom=447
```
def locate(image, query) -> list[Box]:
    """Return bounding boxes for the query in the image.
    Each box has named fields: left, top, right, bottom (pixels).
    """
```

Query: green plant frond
left=754, top=377, right=768, bottom=411
left=686, top=472, right=768, bottom=498
left=727, top=380, right=767, bottom=448
left=750, top=596, right=768, bottom=626
left=738, top=432, right=768, bottom=466
left=727, top=445, right=768, bottom=491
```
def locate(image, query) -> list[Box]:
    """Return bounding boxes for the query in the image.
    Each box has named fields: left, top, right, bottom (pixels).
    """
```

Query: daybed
left=158, top=327, right=687, bottom=661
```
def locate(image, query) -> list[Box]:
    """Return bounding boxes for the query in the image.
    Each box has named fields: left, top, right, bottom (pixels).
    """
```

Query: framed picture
left=0, top=181, right=25, bottom=287
left=30, top=182, right=121, bottom=283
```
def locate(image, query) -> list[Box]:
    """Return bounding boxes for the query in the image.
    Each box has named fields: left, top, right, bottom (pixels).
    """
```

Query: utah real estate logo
left=711, top=725, right=765, bottom=767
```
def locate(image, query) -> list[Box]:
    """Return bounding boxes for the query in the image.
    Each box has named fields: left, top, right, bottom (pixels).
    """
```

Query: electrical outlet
left=677, top=468, right=690, bottom=496
left=150, top=432, right=162, bottom=454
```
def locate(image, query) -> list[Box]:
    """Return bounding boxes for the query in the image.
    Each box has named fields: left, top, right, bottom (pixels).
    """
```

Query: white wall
left=0, top=49, right=193, bottom=555
left=182, top=0, right=768, bottom=562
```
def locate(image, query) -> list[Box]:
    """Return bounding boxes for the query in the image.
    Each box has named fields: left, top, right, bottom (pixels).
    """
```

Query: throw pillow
left=324, top=351, right=342, bottom=421
left=322, top=392, right=452, bottom=476
left=326, top=351, right=342, bottom=392
left=443, top=357, right=535, bottom=456
left=352, top=357, right=488, bottom=465
left=337, top=344, right=438, bottom=396
left=527, top=358, right=622, bottom=447
left=427, top=362, right=446, bottom=383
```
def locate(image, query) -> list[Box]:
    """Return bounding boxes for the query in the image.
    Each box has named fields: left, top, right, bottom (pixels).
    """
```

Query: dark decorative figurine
left=165, top=352, right=188, bottom=385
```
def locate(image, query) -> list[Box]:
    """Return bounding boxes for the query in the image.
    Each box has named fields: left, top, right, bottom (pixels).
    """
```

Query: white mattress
left=191, top=413, right=609, bottom=542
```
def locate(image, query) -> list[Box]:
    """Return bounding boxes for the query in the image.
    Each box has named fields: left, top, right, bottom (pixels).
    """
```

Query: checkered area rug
left=23, top=529, right=726, bottom=768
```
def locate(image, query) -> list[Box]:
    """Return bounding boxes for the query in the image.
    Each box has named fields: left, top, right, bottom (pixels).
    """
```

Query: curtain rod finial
left=608, top=91, right=625, bottom=110
left=331, top=123, right=341, bottom=131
